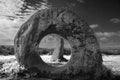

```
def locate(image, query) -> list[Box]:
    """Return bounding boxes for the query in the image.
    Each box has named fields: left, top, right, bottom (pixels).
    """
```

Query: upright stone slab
left=14, top=8, right=103, bottom=79
left=51, top=37, right=68, bottom=62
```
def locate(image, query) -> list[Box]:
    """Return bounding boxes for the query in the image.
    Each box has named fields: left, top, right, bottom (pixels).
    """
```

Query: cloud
left=110, top=18, right=120, bottom=23
left=99, top=37, right=108, bottom=41
left=0, top=17, right=19, bottom=45
left=100, top=35, right=120, bottom=48
left=95, top=32, right=116, bottom=37
left=95, top=31, right=120, bottom=48
left=90, top=24, right=99, bottom=29
left=77, top=0, right=85, bottom=3
left=117, top=31, right=120, bottom=36
left=42, top=0, right=48, bottom=3
left=0, top=0, right=24, bottom=17
left=0, top=0, right=49, bottom=45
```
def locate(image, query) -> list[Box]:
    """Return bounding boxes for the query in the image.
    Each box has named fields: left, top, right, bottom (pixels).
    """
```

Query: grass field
left=0, top=54, right=120, bottom=72
left=0, top=47, right=120, bottom=79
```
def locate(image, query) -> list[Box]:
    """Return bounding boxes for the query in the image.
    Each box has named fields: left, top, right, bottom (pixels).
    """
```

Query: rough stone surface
left=14, top=8, right=103, bottom=79
left=51, top=37, right=67, bottom=62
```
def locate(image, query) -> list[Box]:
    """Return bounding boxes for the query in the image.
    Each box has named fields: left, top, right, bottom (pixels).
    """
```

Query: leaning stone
left=51, top=37, right=68, bottom=62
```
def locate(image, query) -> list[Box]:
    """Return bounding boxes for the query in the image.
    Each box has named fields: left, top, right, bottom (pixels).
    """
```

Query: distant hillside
left=100, top=49, right=120, bottom=55
left=0, top=45, right=120, bottom=56
left=0, top=45, right=14, bottom=55
left=0, top=45, right=71, bottom=55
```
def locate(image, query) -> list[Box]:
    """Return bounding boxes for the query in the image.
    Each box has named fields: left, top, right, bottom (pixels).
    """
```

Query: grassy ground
left=103, top=55, right=120, bottom=73
left=0, top=54, right=120, bottom=80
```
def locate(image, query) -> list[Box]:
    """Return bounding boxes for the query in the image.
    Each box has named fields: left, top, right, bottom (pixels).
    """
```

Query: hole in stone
left=39, top=34, right=72, bottom=67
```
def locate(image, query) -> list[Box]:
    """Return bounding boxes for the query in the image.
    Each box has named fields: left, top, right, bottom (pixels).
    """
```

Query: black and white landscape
left=0, top=0, right=120, bottom=80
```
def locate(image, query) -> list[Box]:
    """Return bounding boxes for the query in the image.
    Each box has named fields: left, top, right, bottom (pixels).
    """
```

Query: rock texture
left=51, top=37, right=68, bottom=62
left=14, top=8, right=103, bottom=79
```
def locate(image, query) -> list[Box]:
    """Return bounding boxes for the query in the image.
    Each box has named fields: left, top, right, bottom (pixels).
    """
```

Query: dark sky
left=40, top=0, right=120, bottom=48
left=80, top=0, right=120, bottom=32
left=45, top=0, right=120, bottom=32
left=78, top=0, right=120, bottom=48
left=0, top=0, right=120, bottom=48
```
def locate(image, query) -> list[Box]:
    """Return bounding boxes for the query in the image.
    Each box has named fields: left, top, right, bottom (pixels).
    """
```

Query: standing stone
left=14, top=8, right=104, bottom=80
left=51, top=37, right=68, bottom=62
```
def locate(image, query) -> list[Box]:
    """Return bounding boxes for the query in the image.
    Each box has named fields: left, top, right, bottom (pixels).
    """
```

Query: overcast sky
left=0, top=0, right=120, bottom=48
